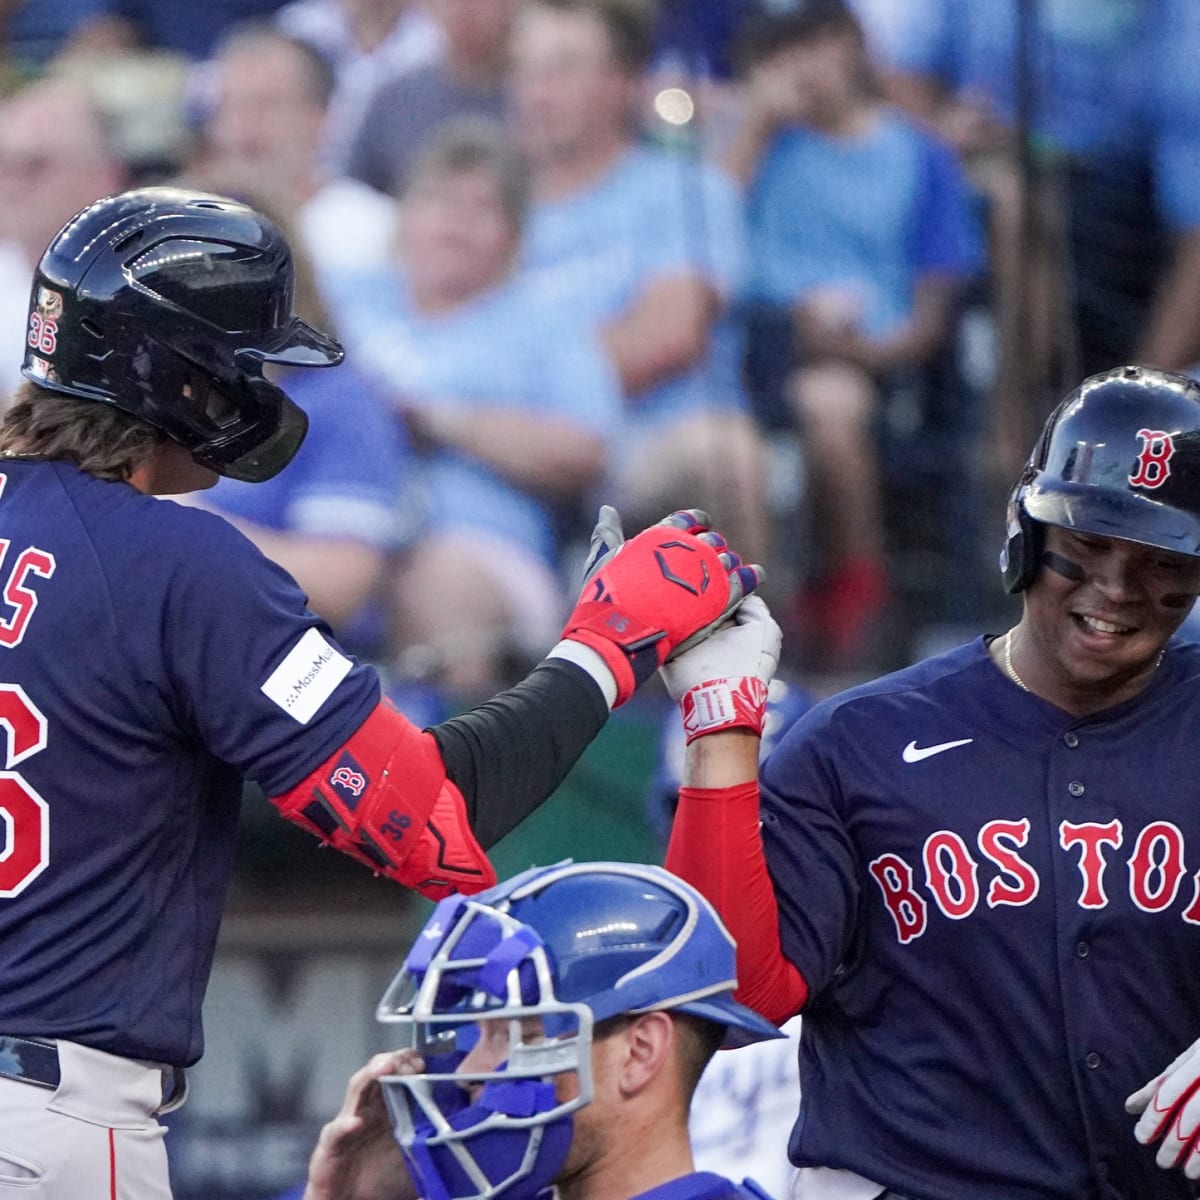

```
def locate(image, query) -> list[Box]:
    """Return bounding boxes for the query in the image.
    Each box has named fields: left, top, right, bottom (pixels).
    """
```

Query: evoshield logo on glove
left=653, top=542, right=710, bottom=595
left=560, top=506, right=764, bottom=707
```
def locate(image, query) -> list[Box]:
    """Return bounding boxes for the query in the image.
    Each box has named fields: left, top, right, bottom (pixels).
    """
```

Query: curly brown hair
left=0, top=382, right=165, bottom=482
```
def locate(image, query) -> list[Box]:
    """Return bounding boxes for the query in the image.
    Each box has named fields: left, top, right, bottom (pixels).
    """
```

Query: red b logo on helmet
left=1129, top=428, right=1176, bottom=489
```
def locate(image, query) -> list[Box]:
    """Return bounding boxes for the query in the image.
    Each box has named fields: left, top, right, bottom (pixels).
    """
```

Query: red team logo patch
left=330, top=765, right=366, bottom=796
left=1129, top=428, right=1176, bottom=488
left=328, top=753, right=369, bottom=810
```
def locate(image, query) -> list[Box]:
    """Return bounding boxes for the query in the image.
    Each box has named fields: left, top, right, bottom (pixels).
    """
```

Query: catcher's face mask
left=376, top=895, right=594, bottom=1200
left=374, top=860, right=783, bottom=1200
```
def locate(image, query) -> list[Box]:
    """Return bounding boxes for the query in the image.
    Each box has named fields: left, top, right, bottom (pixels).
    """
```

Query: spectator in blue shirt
left=727, top=1, right=985, bottom=671
left=510, top=0, right=772, bottom=568
left=878, top=0, right=1200, bottom=383
left=325, top=117, right=621, bottom=701
left=201, top=360, right=413, bottom=642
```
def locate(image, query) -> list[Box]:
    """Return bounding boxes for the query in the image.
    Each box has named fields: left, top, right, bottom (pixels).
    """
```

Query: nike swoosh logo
left=902, top=738, right=974, bottom=763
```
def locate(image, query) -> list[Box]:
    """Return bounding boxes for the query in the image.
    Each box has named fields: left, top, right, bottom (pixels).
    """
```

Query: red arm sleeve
left=666, top=780, right=808, bottom=1025
left=269, top=699, right=496, bottom=900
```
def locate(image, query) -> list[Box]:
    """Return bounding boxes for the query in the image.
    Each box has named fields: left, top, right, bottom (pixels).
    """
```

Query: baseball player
left=0, top=187, right=761, bottom=1198
left=664, top=365, right=1200, bottom=1198
left=300, top=859, right=784, bottom=1200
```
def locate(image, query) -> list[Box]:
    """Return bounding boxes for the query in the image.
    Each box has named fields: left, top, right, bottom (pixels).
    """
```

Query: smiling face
left=1015, top=525, right=1200, bottom=712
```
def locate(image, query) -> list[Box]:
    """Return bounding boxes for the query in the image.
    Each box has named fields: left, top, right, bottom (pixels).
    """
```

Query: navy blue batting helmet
left=1000, top=365, right=1200, bottom=592
left=22, top=187, right=343, bottom=482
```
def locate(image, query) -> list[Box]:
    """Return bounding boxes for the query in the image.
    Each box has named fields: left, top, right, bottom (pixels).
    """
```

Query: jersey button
left=1064, top=732, right=1079, bottom=748
left=1068, top=780, right=1085, bottom=796
left=1076, top=941, right=1089, bottom=958
left=1085, top=1052, right=1102, bottom=1069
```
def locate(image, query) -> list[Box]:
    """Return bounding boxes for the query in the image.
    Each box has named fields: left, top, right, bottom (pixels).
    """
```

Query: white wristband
left=547, top=639, right=619, bottom=710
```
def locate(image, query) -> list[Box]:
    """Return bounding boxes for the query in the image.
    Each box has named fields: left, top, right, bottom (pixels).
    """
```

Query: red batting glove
left=560, top=506, right=764, bottom=707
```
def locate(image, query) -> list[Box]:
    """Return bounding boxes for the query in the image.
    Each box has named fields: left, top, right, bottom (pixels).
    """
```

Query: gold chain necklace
left=1002, top=628, right=1166, bottom=694
left=1003, top=630, right=1029, bottom=692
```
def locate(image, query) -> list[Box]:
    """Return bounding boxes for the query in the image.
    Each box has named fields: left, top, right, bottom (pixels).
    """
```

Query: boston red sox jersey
left=760, top=636, right=1200, bottom=1200
left=0, top=460, right=378, bottom=1067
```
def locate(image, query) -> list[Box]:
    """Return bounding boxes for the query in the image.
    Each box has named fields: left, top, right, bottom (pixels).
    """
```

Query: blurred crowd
left=4, top=0, right=1200, bottom=706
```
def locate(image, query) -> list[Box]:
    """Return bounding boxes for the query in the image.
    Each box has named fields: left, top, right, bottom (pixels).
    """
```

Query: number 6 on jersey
left=0, top=683, right=49, bottom=897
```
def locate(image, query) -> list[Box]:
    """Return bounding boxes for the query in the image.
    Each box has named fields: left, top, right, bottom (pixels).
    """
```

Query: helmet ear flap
left=999, top=394, right=1069, bottom=592
left=1000, top=492, right=1043, bottom=593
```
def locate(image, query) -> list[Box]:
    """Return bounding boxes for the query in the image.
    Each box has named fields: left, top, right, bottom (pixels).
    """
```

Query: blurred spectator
left=274, top=0, right=443, bottom=165
left=0, top=0, right=106, bottom=75
left=187, top=24, right=397, bottom=279
left=728, top=2, right=984, bottom=671
left=195, top=425, right=412, bottom=643
left=342, top=0, right=517, bottom=195
left=194, top=363, right=412, bottom=639
left=52, top=50, right=193, bottom=184
left=183, top=26, right=407, bottom=637
left=67, top=0, right=288, bottom=59
left=325, top=119, right=621, bottom=700
left=877, top=0, right=1200, bottom=418
left=511, top=0, right=771, bottom=566
left=0, top=77, right=127, bottom=405
left=851, top=0, right=1038, bottom=483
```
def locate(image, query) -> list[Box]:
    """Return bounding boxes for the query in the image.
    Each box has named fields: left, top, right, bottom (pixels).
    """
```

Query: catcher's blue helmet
left=1001, top=365, right=1200, bottom=592
left=375, top=860, right=781, bottom=1200
left=23, top=186, right=343, bottom=482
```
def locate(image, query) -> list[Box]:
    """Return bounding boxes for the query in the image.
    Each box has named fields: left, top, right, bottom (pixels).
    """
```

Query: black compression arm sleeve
left=428, top=658, right=609, bottom=850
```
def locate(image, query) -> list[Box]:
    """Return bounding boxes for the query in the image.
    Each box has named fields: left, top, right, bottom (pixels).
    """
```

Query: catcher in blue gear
left=302, top=860, right=782, bottom=1200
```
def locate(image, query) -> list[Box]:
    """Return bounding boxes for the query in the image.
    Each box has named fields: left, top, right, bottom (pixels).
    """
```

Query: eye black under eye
left=1153, top=558, right=1185, bottom=572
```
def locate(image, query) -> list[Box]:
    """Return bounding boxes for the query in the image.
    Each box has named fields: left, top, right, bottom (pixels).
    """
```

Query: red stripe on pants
left=108, top=1127, right=117, bottom=1200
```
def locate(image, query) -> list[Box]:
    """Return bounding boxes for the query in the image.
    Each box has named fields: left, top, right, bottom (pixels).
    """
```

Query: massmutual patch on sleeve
left=260, top=627, right=353, bottom=724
